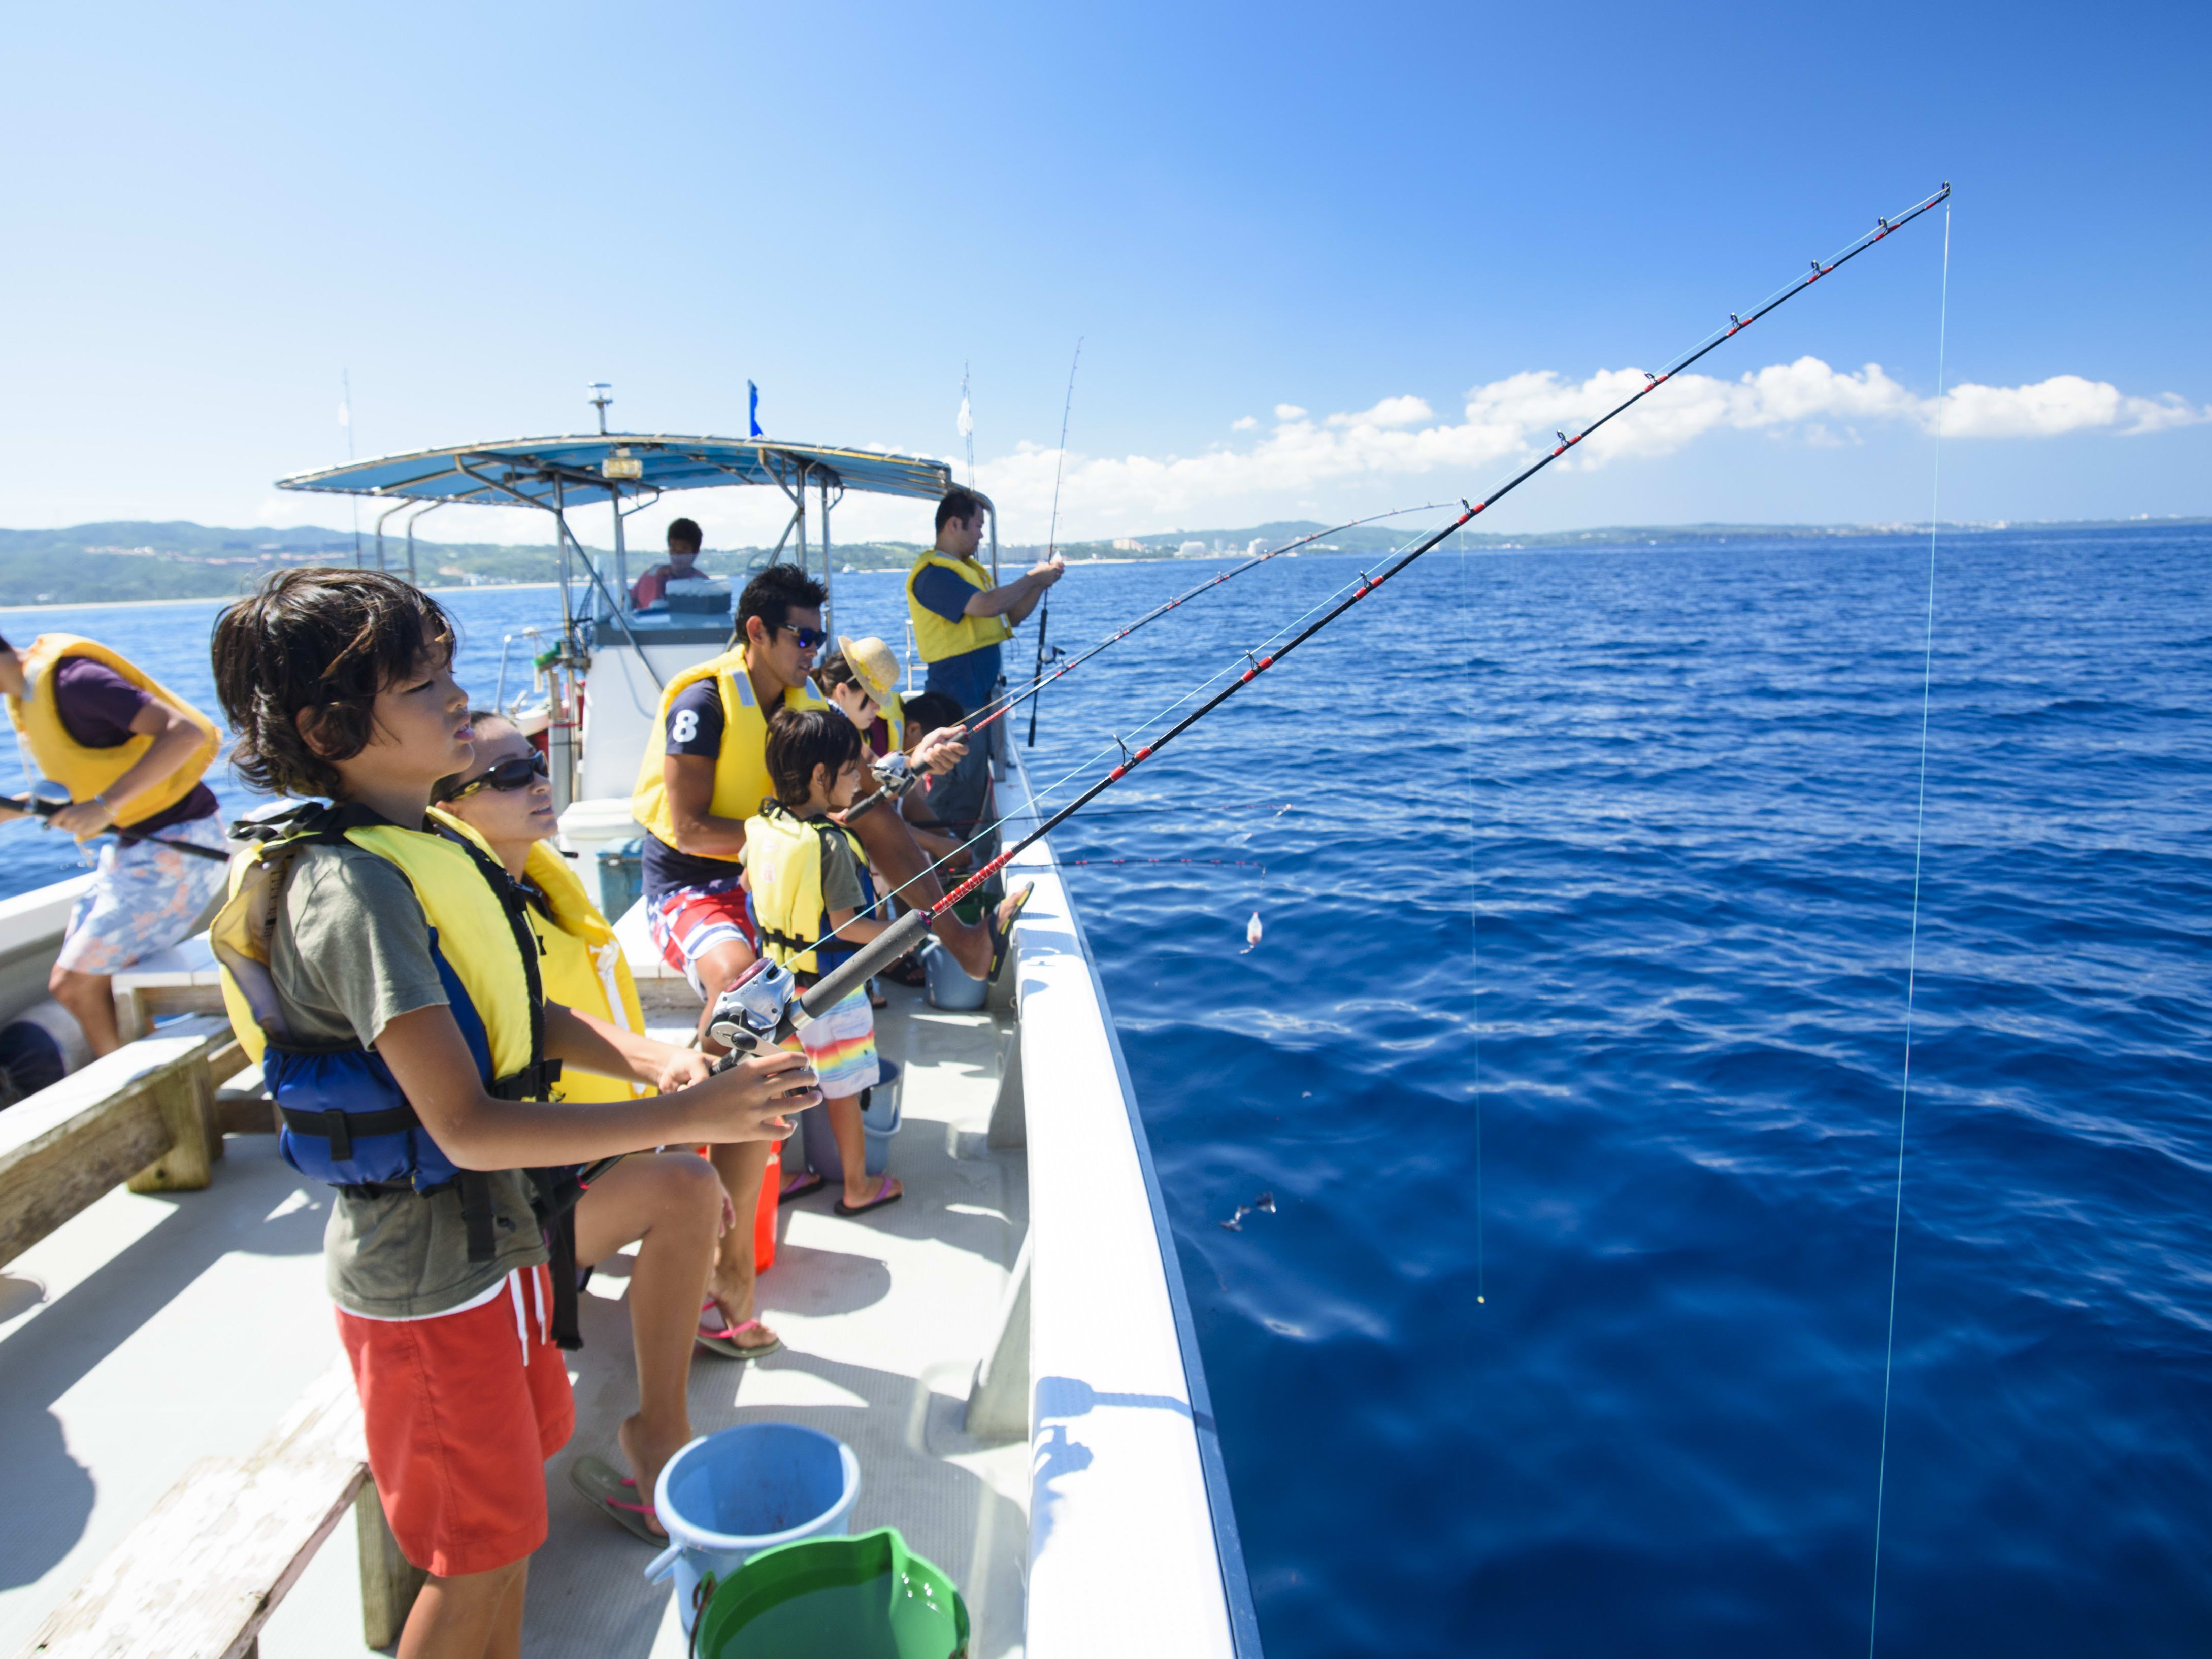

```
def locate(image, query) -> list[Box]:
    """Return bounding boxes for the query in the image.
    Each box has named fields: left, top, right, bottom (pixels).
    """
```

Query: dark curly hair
left=211, top=568, right=456, bottom=799
left=736, top=562, right=827, bottom=642
left=763, top=706, right=862, bottom=809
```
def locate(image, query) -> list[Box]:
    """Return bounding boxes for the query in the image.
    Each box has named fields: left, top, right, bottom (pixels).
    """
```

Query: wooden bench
left=110, top=934, right=228, bottom=1044
left=15, top=1358, right=425, bottom=1658
left=0, top=1014, right=250, bottom=1269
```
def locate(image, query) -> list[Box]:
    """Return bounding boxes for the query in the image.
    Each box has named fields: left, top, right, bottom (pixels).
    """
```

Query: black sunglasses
left=436, top=750, right=549, bottom=803
left=778, top=624, right=827, bottom=651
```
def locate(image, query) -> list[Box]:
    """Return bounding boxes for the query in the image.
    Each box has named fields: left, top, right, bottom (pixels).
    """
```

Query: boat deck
left=0, top=983, right=1031, bottom=1658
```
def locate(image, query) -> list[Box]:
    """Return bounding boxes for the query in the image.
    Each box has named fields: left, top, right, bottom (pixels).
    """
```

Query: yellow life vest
left=905, top=552, right=1013, bottom=663
left=512, top=835, right=647, bottom=1102
left=741, top=801, right=870, bottom=979
left=211, top=808, right=540, bottom=1082
left=630, top=646, right=825, bottom=862
left=878, top=690, right=906, bottom=758
left=6, top=635, right=220, bottom=830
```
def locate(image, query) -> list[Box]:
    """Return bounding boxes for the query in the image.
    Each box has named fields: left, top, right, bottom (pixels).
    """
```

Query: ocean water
left=2, top=525, right=2206, bottom=1654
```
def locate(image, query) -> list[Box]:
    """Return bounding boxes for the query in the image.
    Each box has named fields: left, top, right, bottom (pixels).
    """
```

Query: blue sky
left=4, top=1, right=2205, bottom=548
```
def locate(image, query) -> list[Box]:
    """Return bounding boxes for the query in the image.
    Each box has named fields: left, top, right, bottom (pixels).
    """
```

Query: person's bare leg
left=397, top=1556, right=527, bottom=1659
left=847, top=806, right=993, bottom=977
left=823, top=1093, right=900, bottom=1210
left=575, top=1153, right=722, bottom=1528
left=689, top=937, right=757, bottom=1054
left=48, top=965, right=120, bottom=1056
left=704, top=1138, right=779, bottom=1353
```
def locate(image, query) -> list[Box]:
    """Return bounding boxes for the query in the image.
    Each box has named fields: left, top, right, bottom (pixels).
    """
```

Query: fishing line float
left=1027, top=339, right=1082, bottom=748
left=692, top=184, right=1953, bottom=1083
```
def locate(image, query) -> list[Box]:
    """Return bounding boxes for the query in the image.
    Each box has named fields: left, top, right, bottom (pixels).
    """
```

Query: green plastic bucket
left=690, top=1527, right=969, bottom=1659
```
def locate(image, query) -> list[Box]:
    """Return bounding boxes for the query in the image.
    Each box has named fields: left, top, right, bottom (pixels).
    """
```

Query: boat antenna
left=1028, top=338, right=1081, bottom=747
left=589, top=381, right=612, bottom=435
left=788, top=183, right=1954, bottom=990
left=340, top=370, right=360, bottom=568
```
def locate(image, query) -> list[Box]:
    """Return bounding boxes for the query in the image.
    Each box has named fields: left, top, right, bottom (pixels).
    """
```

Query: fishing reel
left=843, top=751, right=921, bottom=823
left=705, top=958, right=799, bottom=1071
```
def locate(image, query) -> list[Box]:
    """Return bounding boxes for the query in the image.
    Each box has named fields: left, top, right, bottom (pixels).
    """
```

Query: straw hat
left=837, top=635, right=901, bottom=700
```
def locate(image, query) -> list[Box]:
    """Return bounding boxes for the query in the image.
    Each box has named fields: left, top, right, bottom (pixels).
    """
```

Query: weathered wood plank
left=16, top=1360, right=370, bottom=1659
left=124, top=1059, right=218, bottom=1194
left=0, top=1017, right=229, bottom=1265
left=355, top=1480, right=428, bottom=1648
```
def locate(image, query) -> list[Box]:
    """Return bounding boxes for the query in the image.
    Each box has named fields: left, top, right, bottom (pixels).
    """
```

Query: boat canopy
left=275, top=433, right=953, bottom=511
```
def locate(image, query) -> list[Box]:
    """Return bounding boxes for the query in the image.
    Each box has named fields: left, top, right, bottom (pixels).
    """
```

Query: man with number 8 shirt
left=631, top=562, right=999, bottom=1358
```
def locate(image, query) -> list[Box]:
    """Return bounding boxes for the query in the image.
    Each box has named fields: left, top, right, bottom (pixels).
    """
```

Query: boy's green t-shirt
left=273, top=841, right=548, bottom=1318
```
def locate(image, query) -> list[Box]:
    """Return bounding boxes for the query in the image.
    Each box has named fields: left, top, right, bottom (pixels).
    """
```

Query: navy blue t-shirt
left=640, top=680, right=746, bottom=902
left=50, top=658, right=218, bottom=835
left=912, top=563, right=1002, bottom=715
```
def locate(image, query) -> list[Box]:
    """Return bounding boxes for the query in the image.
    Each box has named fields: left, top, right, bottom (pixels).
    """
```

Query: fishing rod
left=1028, top=340, right=1082, bottom=748
left=4, top=791, right=232, bottom=861
left=961, top=498, right=1454, bottom=739
left=697, top=183, right=1954, bottom=1070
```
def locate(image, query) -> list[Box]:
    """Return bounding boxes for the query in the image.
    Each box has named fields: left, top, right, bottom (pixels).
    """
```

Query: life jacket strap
left=455, top=1172, right=499, bottom=1264
left=489, top=1059, right=564, bottom=1101
left=278, top=1101, right=418, bottom=1162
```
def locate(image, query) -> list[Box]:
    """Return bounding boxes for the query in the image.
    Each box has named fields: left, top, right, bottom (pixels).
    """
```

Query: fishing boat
left=0, top=423, right=1260, bottom=1657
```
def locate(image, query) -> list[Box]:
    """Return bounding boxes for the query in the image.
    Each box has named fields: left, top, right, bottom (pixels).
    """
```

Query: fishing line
left=797, top=188, right=1950, bottom=986
left=962, top=500, right=1454, bottom=738
left=1456, top=542, right=1487, bottom=1305
left=862, top=512, right=1463, bottom=925
left=1867, top=201, right=1950, bottom=1659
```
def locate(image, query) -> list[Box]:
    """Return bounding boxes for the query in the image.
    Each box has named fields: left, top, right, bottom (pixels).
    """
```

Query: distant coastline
left=0, top=515, right=2202, bottom=610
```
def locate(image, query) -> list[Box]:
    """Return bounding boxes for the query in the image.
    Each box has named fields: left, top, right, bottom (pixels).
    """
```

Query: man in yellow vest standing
left=0, top=632, right=228, bottom=1054
left=904, top=487, right=1064, bottom=840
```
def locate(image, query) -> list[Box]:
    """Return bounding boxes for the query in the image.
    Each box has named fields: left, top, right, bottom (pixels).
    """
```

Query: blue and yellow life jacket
left=210, top=802, right=563, bottom=1259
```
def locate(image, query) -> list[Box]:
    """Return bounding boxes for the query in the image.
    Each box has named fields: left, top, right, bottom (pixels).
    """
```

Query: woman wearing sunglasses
left=432, top=713, right=754, bottom=1544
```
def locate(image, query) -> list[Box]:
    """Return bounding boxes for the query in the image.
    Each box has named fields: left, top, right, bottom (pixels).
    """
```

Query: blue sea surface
left=2, top=526, right=2205, bottom=1655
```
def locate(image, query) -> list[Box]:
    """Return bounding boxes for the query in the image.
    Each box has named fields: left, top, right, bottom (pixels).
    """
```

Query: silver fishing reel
left=870, top=751, right=919, bottom=797
left=706, top=959, right=797, bottom=1066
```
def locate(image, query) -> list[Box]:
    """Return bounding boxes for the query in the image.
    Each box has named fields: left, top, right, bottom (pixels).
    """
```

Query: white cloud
left=1231, top=415, right=1258, bottom=432
left=1327, top=394, right=1434, bottom=429
left=262, top=360, right=2202, bottom=553
left=947, top=358, right=2206, bottom=539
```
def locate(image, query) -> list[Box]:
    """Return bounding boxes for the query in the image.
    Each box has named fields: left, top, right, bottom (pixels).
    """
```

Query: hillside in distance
left=0, top=515, right=2201, bottom=608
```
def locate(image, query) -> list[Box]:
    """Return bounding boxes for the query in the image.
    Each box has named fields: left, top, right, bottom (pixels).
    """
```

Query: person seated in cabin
left=208, top=569, right=818, bottom=1658
left=0, top=629, right=230, bottom=1054
left=629, top=517, right=707, bottom=611
left=430, top=711, right=749, bottom=1539
left=904, top=486, right=1064, bottom=841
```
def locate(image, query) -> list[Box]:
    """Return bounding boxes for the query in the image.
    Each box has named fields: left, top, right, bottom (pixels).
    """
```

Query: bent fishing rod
left=715, top=183, right=1954, bottom=1059
left=959, top=498, right=1455, bottom=741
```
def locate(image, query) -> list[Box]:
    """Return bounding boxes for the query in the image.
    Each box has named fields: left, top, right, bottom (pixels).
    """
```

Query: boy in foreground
left=210, top=570, right=818, bottom=1659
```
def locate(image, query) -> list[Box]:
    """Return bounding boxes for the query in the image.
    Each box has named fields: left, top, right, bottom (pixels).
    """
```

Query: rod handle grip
left=794, top=908, right=931, bottom=1023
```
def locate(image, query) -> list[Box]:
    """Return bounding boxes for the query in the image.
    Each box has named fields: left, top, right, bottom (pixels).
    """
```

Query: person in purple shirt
left=0, top=635, right=229, bottom=1054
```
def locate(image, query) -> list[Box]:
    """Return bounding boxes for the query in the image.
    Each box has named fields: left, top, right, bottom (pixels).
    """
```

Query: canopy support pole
left=820, top=471, right=834, bottom=639
left=403, top=501, right=445, bottom=587
left=373, top=501, right=409, bottom=573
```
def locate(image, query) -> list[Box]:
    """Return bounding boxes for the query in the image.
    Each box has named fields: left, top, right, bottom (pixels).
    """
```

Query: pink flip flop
left=834, top=1174, right=903, bottom=1218
left=569, top=1455, right=665, bottom=1543
left=696, top=1298, right=783, bottom=1361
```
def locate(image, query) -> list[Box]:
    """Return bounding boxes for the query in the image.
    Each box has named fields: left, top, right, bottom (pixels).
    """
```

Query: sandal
left=883, top=953, right=928, bottom=988
left=867, top=975, right=888, bottom=1009
left=569, top=1455, right=665, bottom=1543
left=987, top=882, right=1036, bottom=983
left=835, top=1174, right=904, bottom=1217
left=696, top=1298, right=783, bottom=1361
left=778, top=1169, right=826, bottom=1204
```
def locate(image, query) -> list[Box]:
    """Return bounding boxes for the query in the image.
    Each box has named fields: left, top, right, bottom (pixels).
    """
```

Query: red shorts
left=336, top=1264, right=574, bottom=1578
left=645, top=877, right=758, bottom=997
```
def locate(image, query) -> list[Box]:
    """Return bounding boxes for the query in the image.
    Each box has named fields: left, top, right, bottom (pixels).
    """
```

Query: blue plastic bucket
left=644, top=1424, right=862, bottom=1636
left=797, top=1059, right=902, bottom=1183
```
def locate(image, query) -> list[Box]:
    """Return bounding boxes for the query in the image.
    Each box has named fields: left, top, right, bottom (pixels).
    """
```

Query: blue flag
left=748, top=380, right=762, bottom=438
